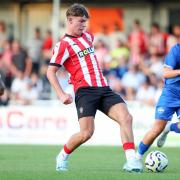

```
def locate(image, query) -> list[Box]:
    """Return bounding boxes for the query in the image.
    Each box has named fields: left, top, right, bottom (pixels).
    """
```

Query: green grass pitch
left=0, top=145, right=179, bottom=180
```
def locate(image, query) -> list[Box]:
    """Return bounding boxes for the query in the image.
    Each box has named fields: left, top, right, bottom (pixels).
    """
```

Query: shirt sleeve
left=164, top=44, right=179, bottom=69
left=49, top=41, right=69, bottom=67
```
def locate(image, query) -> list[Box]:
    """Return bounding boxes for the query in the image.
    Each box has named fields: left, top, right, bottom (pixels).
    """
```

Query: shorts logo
left=79, top=107, right=83, bottom=114
left=157, top=107, right=165, bottom=114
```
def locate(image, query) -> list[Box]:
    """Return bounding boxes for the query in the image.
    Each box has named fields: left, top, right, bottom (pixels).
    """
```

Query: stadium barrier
left=0, top=101, right=179, bottom=146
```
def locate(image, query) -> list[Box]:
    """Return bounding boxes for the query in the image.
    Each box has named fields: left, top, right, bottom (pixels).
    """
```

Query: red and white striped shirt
left=50, top=32, right=108, bottom=92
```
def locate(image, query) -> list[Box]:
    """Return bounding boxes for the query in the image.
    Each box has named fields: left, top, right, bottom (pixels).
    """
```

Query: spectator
left=166, top=24, right=180, bottom=52
left=28, top=27, right=43, bottom=73
left=128, top=19, right=148, bottom=65
left=111, top=39, right=129, bottom=66
left=39, top=64, right=51, bottom=100
left=136, top=76, right=156, bottom=106
left=121, top=64, right=146, bottom=100
left=10, top=72, right=38, bottom=105
left=110, top=22, right=127, bottom=50
left=42, top=30, right=53, bottom=64
left=94, top=39, right=110, bottom=69
left=0, top=21, right=8, bottom=57
left=12, top=40, right=32, bottom=78
left=94, top=25, right=110, bottom=49
left=0, top=40, right=13, bottom=89
left=148, top=23, right=165, bottom=56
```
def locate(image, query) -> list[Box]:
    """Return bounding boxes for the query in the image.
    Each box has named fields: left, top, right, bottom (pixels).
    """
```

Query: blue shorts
left=155, top=106, right=180, bottom=121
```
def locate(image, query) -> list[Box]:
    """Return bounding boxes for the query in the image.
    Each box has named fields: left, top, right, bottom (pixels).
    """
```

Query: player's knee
left=121, top=113, right=132, bottom=126
left=80, top=130, right=93, bottom=142
left=127, top=114, right=133, bottom=124
left=116, top=113, right=132, bottom=126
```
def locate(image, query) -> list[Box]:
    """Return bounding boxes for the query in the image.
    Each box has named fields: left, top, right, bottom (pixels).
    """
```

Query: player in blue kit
left=136, top=43, right=180, bottom=160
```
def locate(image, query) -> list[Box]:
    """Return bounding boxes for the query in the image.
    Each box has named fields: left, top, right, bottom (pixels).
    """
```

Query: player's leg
left=136, top=120, right=167, bottom=159
left=56, top=116, right=95, bottom=171
left=137, top=106, right=174, bottom=159
left=56, top=87, right=98, bottom=172
left=157, top=108, right=180, bottom=147
left=107, top=103, right=142, bottom=172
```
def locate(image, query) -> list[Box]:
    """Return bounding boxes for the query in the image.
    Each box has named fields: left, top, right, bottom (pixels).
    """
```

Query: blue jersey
left=157, top=43, right=180, bottom=107
left=164, top=43, right=180, bottom=86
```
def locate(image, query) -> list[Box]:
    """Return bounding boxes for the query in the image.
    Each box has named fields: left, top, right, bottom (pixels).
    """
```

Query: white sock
left=136, top=151, right=143, bottom=160
left=165, top=122, right=171, bottom=132
left=125, top=149, right=136, bottom=161
left=58, top=148, right=70, bottom=161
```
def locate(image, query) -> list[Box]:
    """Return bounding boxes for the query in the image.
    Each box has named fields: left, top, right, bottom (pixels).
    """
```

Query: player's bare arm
left=162, top=67, right=180, bottom=79
left=47, top=65, right=73, bottom=104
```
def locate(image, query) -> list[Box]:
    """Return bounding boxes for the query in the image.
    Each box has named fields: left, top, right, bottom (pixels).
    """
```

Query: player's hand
left=60, top=93, right=73, bottom=105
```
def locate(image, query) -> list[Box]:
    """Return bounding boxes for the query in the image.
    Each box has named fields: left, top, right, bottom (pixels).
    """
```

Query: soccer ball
left=145, top=150, right=168, bottom=172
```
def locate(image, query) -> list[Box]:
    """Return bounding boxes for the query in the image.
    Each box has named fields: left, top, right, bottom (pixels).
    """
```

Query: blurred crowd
left=0, top=19, right=180, bottom=106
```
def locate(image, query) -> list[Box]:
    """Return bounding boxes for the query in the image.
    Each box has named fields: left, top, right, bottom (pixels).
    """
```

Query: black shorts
left=75, top=86, right=125, bottom=119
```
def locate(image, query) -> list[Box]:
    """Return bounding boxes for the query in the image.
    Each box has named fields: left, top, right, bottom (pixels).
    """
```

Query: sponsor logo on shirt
left=78, top=47, right=94, bottom=58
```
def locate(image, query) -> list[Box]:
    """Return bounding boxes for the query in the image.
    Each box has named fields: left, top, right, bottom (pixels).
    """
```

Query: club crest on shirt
left=78, top=47, right=94, bottom=58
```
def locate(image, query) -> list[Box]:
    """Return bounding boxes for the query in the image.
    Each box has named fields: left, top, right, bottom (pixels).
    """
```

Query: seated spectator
left=154, top=78, right=164, bottom=103
left=136, top=76, right=156, bottom=106
left=10, top=71, right=38, bottom=105
left=121, top=64, right=146, bottom=100
left=39, top=64, right=51, bottom=100
left=107, top=72, right=125, bottom=98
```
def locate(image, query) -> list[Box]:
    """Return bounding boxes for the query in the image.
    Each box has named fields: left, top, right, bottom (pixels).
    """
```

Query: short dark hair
left=66, top=3, right=89, bottom=18
left=152, top=22, right=160, bottom=29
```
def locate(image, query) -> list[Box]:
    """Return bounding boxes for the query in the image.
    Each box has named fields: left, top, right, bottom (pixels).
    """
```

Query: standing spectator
left=0, top=21, right=8, bottom=56
left=94, top=39, right=110, bottom=69
left=28, top=27, right=43, bottom=73
left=166, top=24, right=180, bottom=52
left=110, top=22, right=127, bottom=50
left=42, top=30, right=53, bottom=64
left=94, top=25, right=110, bottom=49
left=12, top=40, right=32, bottom=78
left=128, top=19, right=148, bottom=65
left=111, top=39, right=129, bottom=65
left=0, top=40, right=13, bottom=89
left=148, top=23, right=165, bottom=56
left=0, top=40, right=14, bottom=105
